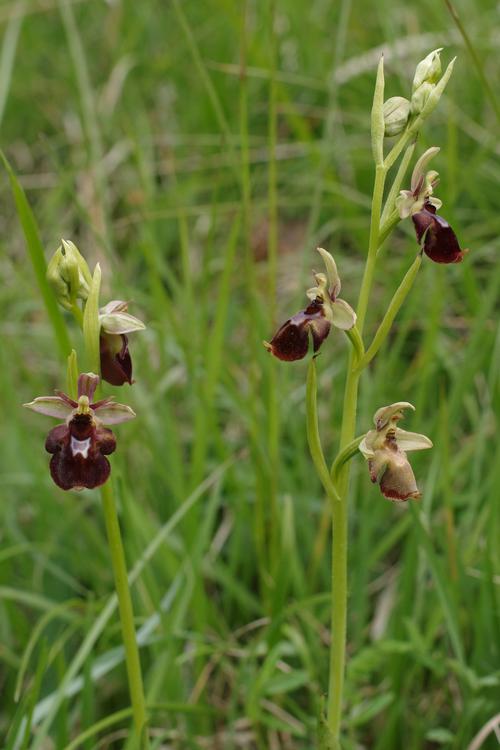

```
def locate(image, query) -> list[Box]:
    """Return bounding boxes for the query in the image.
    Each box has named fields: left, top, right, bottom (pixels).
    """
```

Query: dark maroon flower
left=265, top=301, right=331, bottom=361
left=100, top=332, right=133, bottom=386
left=98, top=300, right=145, bottom=386
left=264, top=248, right=357, bottom=362
left=24, top=373, right=136, bottom=491
left=412, top=202, right=465, bottom=264
left=45, top=415, right=116, bottom=490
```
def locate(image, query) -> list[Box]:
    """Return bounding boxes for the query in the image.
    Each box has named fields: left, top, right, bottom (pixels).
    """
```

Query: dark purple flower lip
left=45, top=414, right=116, bottom=490
left=412, top=201, right=467, bottom=264
left=24, top=373, right=136, bottom=491
left=100, top=333, right=133, bottom=386
left=264, top=300, right=332, bottom=362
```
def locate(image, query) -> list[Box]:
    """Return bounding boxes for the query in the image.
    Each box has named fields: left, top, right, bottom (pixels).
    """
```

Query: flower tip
left=382, top=487, right=422, bottom=502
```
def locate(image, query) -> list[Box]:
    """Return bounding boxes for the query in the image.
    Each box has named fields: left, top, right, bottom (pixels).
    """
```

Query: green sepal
left=371, top=56, right=385, bottom=166
left=306, top=358, right=340, bottom=503
left=66, top=349, right=79, bottom=400
left=408, top=58, right=456, bottom=133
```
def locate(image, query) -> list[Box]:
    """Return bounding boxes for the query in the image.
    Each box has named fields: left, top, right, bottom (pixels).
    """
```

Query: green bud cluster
left=381, top=48, right=454, bottom=139
left=46, top=239, right=92, bottom=311
left=383, top=96, right=411, bottom=137
left=411, top=48, right=442, bottom=115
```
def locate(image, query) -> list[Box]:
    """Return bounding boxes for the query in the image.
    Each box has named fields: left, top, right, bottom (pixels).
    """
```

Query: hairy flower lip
left=412, top=201, right=466, bottom=264
left=45, top=414, right=116, bottom=490
left=265, top=301, right=331, bottom=362
left=24, top=374, right=135, bottom=490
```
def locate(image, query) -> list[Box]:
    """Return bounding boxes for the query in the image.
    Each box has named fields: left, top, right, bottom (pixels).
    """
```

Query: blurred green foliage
left=0, top=0, right=499, bottom=747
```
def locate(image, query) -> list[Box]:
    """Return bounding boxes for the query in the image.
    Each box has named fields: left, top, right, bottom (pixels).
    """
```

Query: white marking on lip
left=70, top=437, right=91, bottom=458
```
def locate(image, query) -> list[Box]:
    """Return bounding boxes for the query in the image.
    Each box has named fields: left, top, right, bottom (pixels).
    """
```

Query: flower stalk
left=355, top=253, right=423, bottom=371
left=296, top=51, right=461, bottom=745
left=100, top=480, right=149, bottom=743
left=19, top=224, right=149, bottom=741
left=80, top=264, right=149, bottom=745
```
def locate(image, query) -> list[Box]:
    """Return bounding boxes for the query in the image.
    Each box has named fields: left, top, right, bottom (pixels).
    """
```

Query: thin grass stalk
left=267, top=0, right=281, bottom=579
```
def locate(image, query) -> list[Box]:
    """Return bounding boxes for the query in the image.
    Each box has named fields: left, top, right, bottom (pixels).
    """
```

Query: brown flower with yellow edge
left=359, top=402, right=432, bottom=501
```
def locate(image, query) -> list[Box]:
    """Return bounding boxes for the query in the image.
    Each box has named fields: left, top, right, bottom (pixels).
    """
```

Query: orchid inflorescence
left=47, top=239, right=146, bottom=385
left=265, top=47, right=468, bottom=504
left=27, top=239, right=145, bottom=490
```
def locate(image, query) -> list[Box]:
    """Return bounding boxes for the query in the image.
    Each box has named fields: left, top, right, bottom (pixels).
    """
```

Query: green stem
left=380, top=140, right=416, bottom=226
left=378, top=208, right=400, bottom=248
left=100, top=481, right=149, bottom=744
left=330, top=436, right=364, bottom=485
left=70, top=302, right=84, bottom=328
left=326, top=360, right=359, bottom=742
left=343, top=325, right=364, bottom=364
left=306, top=359, right=340, bottom=503
left=81, top=266, right=149, bottom=746
left=326, top=150, right=387, bottom=742
left=356, top=164, right=386, bottom=330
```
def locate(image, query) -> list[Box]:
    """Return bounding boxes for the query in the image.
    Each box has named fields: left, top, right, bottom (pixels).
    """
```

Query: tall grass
left=1, top=0, right=499, bottom=747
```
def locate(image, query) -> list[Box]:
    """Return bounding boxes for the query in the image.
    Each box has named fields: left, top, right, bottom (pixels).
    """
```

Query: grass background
left=0, top=0, right=499, bottom=747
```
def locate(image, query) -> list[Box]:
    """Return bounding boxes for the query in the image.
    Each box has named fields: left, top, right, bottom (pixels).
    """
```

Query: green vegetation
left=1, top=1, right=499, bottom=747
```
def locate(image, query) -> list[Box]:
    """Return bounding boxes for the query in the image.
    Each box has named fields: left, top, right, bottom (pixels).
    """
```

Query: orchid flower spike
left=24, top=373, right=135, bottom=490
left=359, top=402, right=433, bottom=502
left=99, top=300, right=145, bottom=386
left=264, top=248, right=357, bottom=361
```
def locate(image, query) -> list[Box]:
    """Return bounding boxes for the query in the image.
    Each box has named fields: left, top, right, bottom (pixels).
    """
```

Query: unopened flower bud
left=412, top=48, right=442, bottom=92
left=411, top=82, right=434, bottom=115
left=47, top=239, right=92, bottom=311
left=383, top=96, right=411, bottom=137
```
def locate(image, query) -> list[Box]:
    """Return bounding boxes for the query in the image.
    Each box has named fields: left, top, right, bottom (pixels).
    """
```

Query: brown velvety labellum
left=267, top=301, right=331, bottom=361
left=100, top=333, right=133, bottom=386
left=45, top=414, right=116, bottom=490
left=412, top=203, right=464, bottom=264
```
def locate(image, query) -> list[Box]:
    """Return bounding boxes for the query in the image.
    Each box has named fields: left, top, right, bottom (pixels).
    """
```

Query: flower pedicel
left=24, top=372, right=135, bottom=490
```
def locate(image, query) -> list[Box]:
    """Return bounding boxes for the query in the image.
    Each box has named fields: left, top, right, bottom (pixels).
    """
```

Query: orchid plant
left=24, top=241, right=149, bottom=744
left=265, top=49, right=466, bottom=747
